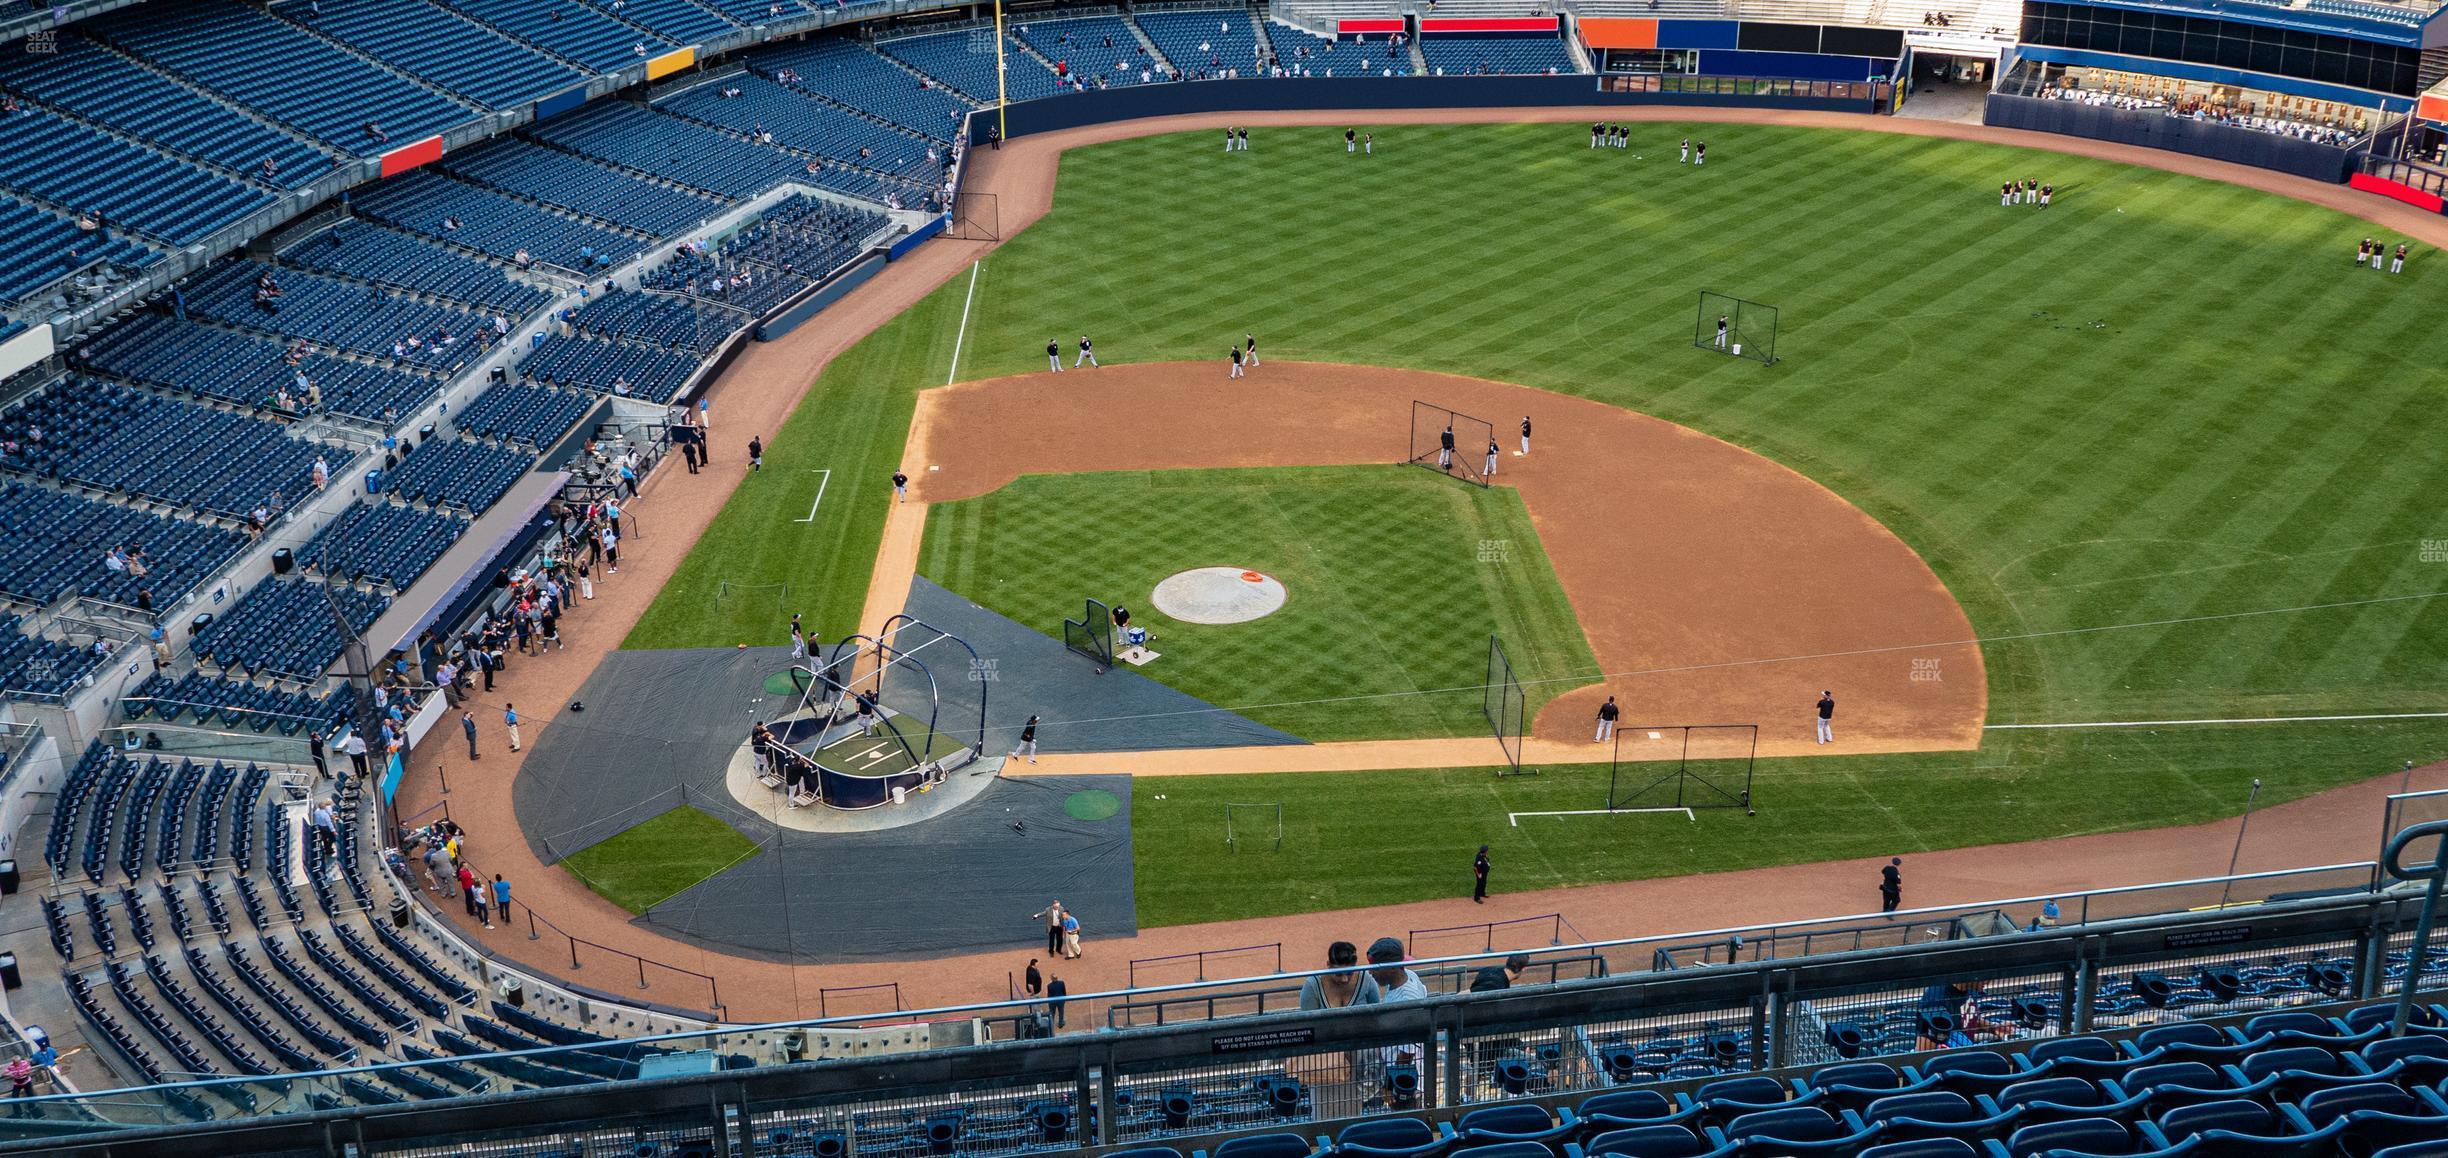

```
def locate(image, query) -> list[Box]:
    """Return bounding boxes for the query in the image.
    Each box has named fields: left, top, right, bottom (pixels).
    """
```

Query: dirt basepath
left=909, top=362, right=1985, bottom=751
left=393, top=104, right=2443, bottom=1023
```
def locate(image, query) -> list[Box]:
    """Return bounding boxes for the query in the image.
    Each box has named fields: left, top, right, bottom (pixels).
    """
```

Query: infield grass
left=919, top=465, right=1601, bottom=740
left=560, top=805, right=761, bottom=914
left=635, top=122, right=2448, bottom=918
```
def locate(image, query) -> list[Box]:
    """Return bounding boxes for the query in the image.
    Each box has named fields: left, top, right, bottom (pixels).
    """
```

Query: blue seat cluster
left=528, top=101, right=804, bottom=200
left=659, top=75, right=942, bottom=187
left=1137, top=10, right=1267, bottom=79
left=67, top=970, right=222, bottom=1120
left=0, top=195, right=156, bottom=307
left=380, top=436, right=537, bottom=511
left=1418, top=36, right=1576, bottom=76
left=280, top=224, right=551, bottom=316
left=1010, top=16, right=1171, bottom=87
left=45, top=747, right=270, bottom=882
left=457, top=380, right=597, bottom=446
left=79, top=313, right=443, bottom=423
left=0, top=479, right=246, bottom=607
left=0, top=32, right=336, bottom=189
left=438, top=139, right=726, bottom=238
left=573, top=0, right=739, bottom=43
left=730, top=193, right=887, bottom=276
left=294, top=500, right=468, bottom=590
left=433, top=0, right=678, bottom=73
left=570, top=289, right=743, bottom=351
left=123, top=670, right=347, bottom=734
left=641, top=249, right=808, bottom=315
left=1263, top=22, right=1345, bottom=69
left=0, top=379, right=321, bottom=519
left=0, top=612, right=107, bottom=699
left=193, top=577, right=390, bottom=680
left=2304, top=0, right=2429, bottom=24
left=878, top=29, right=1067, bottom=103
left=94, top=0, right=472, bottom=155
left=181, top=260, right=489, bottom=371
left=525, top=334, right=703, bottom=400
left=354, top=168, right=649, bottom=271
left=751, top=36, right=976, bottom=142
left=276, top=0, right=586, bottom=111
left=0, top=106, right=273, bottom=245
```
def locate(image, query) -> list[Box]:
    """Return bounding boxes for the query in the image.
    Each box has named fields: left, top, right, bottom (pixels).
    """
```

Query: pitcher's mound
left=1153, top=568, right=1287, bottom=624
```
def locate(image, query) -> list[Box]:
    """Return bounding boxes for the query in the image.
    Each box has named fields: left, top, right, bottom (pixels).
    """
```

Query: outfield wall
left=1984, top=92, right=2363, bottom=182
left=991, top=75, right=1878, bottom=138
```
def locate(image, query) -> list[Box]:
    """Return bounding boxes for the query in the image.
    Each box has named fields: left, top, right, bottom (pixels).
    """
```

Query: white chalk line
left=946, top=259, right=981, bottom=386
left=793, top=468, right=832, bottom=524
left=1510, top=807, right=1694, bottom=826
left=1987, top=711, right=2448, bottom=731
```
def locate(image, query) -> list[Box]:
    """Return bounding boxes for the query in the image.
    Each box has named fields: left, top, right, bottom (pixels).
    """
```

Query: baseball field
left=627, top=120, right=2448, bottom=924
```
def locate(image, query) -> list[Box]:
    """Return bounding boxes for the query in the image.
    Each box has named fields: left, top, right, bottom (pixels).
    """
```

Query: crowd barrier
left=1984, top=91, right=2363, bottom=182
left=993, top=75, right=1878, bottom=138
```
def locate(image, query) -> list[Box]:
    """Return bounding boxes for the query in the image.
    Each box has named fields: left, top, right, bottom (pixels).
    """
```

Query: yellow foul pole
left=994, top=0, right=1008, bottom=141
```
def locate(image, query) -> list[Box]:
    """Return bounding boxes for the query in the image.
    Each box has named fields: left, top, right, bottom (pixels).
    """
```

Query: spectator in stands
left=1297, top=942, right=1382, bottom=1010
left=1470, top=953, right=1531, bottom=993
left=364, top=122, right=388, bottom=145
left=310, top=798, right=339, bottom=866
left=5, top=1056, right=33, bottom=1103
left=343, top=729, right=369, bottom=778
left=1367, top=937, right=1428, bottom=1096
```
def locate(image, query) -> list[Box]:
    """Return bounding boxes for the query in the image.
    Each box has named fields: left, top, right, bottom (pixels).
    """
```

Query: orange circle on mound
left=1240, top=571, right=1264, bottom=583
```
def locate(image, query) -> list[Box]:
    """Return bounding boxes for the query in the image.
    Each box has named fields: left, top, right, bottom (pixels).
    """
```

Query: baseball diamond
left=7, top=0, right=2448, bottom=1147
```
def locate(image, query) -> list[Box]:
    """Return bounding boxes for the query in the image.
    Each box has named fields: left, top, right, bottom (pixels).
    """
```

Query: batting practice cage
left=1483, top=635, right=1529, bottom=775
left=1064, top=598, right=1115, bottom=669
left=782, top=616, right=990, bottom=805
left=1605, top=723, right=1758, bottom=812
left=1407, top=400, right=1497, bottom=488
left=1695, top=292, right=1778, bottom=365
left=1225, top=802, right=1283, bottom=852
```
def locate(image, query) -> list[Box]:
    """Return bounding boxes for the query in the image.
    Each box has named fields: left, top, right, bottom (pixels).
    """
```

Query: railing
left=1127, top=941, right=1284, bottom=986
left=4, top=880, right=2443, bottom=1154
left=1408, top=912, right=1568, bottom=956
left=815, top=982, right=903, bottom=1017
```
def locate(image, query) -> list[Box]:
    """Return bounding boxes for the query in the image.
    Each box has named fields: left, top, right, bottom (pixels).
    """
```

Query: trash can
left=0, top=952, right=21, bottom=991
left=500, top=976, right=526, bottom=1008
left=890, top=785, right=908, bottom=806
left=0, top=859, right=17, bottom=895
left=389, top=898, right=410, bottom=929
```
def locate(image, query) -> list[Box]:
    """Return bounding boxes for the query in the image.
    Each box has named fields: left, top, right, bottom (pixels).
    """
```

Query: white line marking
left=793, top=468, right=832, bottom=524
left=1987, top=711, right=2448, bottom=730
left=946, top=259, right=981, bottom=386
left=1510, top=808, right=1695, bottom=826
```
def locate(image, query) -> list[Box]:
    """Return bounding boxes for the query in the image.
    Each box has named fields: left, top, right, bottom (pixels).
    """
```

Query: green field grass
left=919, top=465, right=1600, bottom=740
left=560, top=806, right=761, bottom=914
left=634, top=121, right=2448, bottom=921
left=1130, top=716, right=2448, bottom=926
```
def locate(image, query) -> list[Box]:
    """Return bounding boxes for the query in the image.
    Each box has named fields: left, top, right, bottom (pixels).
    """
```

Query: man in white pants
left=1047, top=338, right=1064, bottom=372
left=1484, top=437, right=1499, bottom=478
left=1010, top=715, right=1040, bottom=764
left=1437, top=425, right=1454, bottom=469
left=1519, top=415, right=1531, bottom=456
left=1815, top=690, right=1835, bottom=744
left=1594, top=696, right=1619, bottom=743
left=1076, top=335, right=1098, bottom=367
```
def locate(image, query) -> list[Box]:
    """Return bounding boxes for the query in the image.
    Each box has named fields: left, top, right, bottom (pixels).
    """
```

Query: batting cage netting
left=1064, top=598, right=1115, bottom=668
left=1483, top=635, right=1529, bottom=775
left=1407, top=400, right=1496, bottom=488
left=1695, top=292, right=1778, bottom=365
left=1605, top=723, right=1757, bottom=812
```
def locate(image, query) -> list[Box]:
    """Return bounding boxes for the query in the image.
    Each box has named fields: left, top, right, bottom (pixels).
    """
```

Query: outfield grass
left=634, top=122, right=2448, bottom=919
left=1130, top=716, right=2448, bottom=926
left=560, top=806, right=761, bottom=914
left=919, top=465, right=1600, bottom=740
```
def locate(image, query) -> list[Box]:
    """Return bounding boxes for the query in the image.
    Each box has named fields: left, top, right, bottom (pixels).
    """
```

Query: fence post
left=526, top=904, right=539, bottom=942
left=638, top=955, right=649, bottom=990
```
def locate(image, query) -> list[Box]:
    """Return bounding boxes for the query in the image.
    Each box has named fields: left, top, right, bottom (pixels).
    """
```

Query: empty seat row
left=0, top=31, right=336, bottom=189
left=0, top=478, right=246, bottom=607
left=438, top=138, right=726, bottom=239
left=193, top=577, right=391, bottom=680
left=80, top=312, right=442, bottom=423
left=1, top=378, right=323, bottom=520
left=274, top=0, right=585, bottom=111
left=0, top=192, right=157, bottom=307
left=523, top=334, right=703, bottom=401
left=1009, top=16, right=1171, bottom=88
left=657, top=74, right=941, bottom=186
left=455, top=380, right=597, bottom=446
left=749, top=36, right=975, bottom=142
left=0, top=105, right=272, bottom=245
left=180, top=260, right=489, bottom=372
left=378, top=436, right=537, bottom=511
left=569, top=289, right=743, bottom=351
left=433, top=0, right=678, bottom=73
left=354, top=168, right=649, bottom=272
left=1417, top=35, right=1576, bottom=75
left=0, top=612, right=109, bottom=700
left=878, top=28, right=1066, bottom=103
left=640, top=250, right=810, bottom=317
left=1137, top=9, right=1269, bottom=79
left=123, top=671, right=347, bottom=735
left=279, top=223, right=552, bottom=316
left=294, top=500, right=469, bottom=590
left=526, top=100, right=804, bottom=199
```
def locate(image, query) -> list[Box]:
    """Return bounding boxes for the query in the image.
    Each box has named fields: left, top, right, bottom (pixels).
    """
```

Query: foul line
left=792, top=469, right=832, bottom=524
left=946, top=260, right=981, bottom=386
left=1988, top=711, right=2448, bottom=731
left=1510, top=808, right=1694, bottom=826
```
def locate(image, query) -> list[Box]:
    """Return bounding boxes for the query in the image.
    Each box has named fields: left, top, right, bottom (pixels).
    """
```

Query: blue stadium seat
left=1008, top=16, right=1169, bottom=87
left=282, top=0, right=586, bottom=108
left=526, top=101, right=800, bottom=199
left=0, top=108, right=271, bottom=245
left=95, top=0, right=472, bottom=154
left=1325, top=1118, right=1451, bottom=1158
left=1456, top=1104, right=1574, bottom=1149
left=878, top=29, right=1065, bottom=103
left=1417, top=35, right=1575, bottom=76
left=431, top=0, right=677, bottom=72
left=1571, top=1125, right=1713, bottom=1157
left=0, top=480, right=246, bottom=606
left=279, top=223, right=551, bottom=316
left=0, top=195, right=159, bottom=307
left=80, top=312, right=441, bottom=422
left=379, top=436, right=535, bottom=510
left=438, top=139, right=726, bottom=237
left=524, top=334, right=703, bottom=400
left=657, top=74, right=942, bottom=193
left=179, top=259, right=492, bottom=370
left=1, top=378, right=322, bottom=519
left=294, top=501, right=468, bottom=590
left=354, top=168, right=647, bottom=270
left=1135, top=10, right=1266, bottom=80
left=0, top=32, right=335, bottom=188
left=193, top=578, right=389, bottom=679
left=750, top=36, right=975, bottom=142
left=456, top=380, right=596, bottom=446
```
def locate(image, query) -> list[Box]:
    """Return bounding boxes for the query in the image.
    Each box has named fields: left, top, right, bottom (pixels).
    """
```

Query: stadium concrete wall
left=992, top=75, right=1877, bottom=137
left=1985, top=92, right=2361, bottom=182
